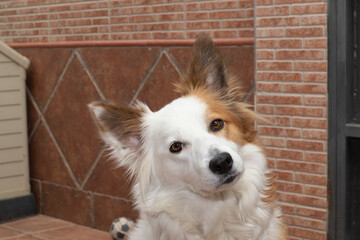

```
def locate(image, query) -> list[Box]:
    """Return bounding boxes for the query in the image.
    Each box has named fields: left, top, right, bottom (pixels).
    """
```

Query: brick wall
left=255, top=0, right=328, bottom=239
left=0, top=0, right=254, bottom=43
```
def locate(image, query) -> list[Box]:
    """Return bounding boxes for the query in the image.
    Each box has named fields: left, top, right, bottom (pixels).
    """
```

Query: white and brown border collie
left=89, top=34, right=287, bottom=240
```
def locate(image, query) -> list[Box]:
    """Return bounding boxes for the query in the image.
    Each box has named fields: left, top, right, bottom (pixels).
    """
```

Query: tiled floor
left=0, top=215, right=112, bottom=240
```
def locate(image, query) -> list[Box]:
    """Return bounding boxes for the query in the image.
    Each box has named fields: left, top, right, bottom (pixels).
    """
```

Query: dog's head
left=89, top=34, right=257, bottom=196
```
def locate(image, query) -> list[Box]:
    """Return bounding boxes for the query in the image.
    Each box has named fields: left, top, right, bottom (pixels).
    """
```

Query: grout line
left=75, top=50, right=106, bottom=101
left=163, top=49, right=184, bottom=78
left=40, top=114, right=81, bottom=188
left=130, top=49, right=164, bottom=105
left=80, top=148, right=105, bottom=189
left=26, top=87, right=42, bottom=142
left=41, top=50, right=76, bottom=116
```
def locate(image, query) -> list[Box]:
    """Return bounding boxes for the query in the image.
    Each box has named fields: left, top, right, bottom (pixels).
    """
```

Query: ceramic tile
left=44, top=55, right=102, bottom=183
left=34, top=225, right=111, bottom=240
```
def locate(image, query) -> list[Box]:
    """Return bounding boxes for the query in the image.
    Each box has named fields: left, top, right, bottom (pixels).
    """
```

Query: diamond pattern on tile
left=83, top=152, right=133, bottom=198
left=35, top=225, right=111, bottom=240
left=17, top=48, right=73, bottom=110
left=80, top=47, right=161, bottom=105
left=136, top=53, right=181, bottom=111
left=0, top=226, right=21, bottom=238
left=167, top=48, right=193, bottom=75
left=29, top=122, right=75, bottom=186
left=26, top=93, right=40, bottom=136
left=44, top=54, right=102, bottom=183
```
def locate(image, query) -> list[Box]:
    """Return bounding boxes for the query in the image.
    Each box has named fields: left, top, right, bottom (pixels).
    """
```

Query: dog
left=89, top=34, right=287, bottom=240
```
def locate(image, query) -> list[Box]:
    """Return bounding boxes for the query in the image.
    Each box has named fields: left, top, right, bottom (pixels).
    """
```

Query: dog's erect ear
left=88, top=101, right=146, bottom=152
left=177, top=33, right=228, bottom=95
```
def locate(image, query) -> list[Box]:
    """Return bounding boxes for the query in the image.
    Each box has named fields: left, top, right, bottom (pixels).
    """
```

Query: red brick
left=122, top=6, right=151, bottom=14
left=109, top=0, right=132, bottom=7
left=279, top=203, right=296, bottom=214
left=246, top=9, right=254, bottom=17
left=159, top=13, right=184, bottom=21
left=257, top=39, right=302, bottom=48
left=71, top=2, right=98, bottom=10
left=186, top=3, right=199, bottom=11
left=276, top=0, right=321, bottom=3
left=171, top=22, right=185, bottom=30
left=257, top=28, right=285, bottom=37
left=214, top=30, right=238, bottom=38
left=257, top=50, right=275, bottom=59
left=257, top=72, right=302, bottom=82
left=133, top=32, right=152, bottom=39
left=265, top=146, right=303, bottom=160
left=257, top=17, right=300, bottom=27
left=140, top=23, right=170, bottom=31
left=259, top=127, right=301, bottom=138
left=304, top=73, right=327, bottom=82
left=83, top=10, right=108, bottom=17
left=260, top=136, right=286, bottom=147
left=277, top=50, right=325, bottom=60
left=284, top=215, right=325, bottom=230
left=72, top=26, right=98, bottom=34
left=302, top=15, right=327, bottom=25
left=129, top=15, right=157, bottom=23
left=304, top=185, right=327, bottom=197
left=238, top=29, right=254, bottom=37
left=273, top=170, right=294, bottom=181
left=302, top=129, right=327, bottom=140
left=199, top=1, right=237, bottom=10
left=58, top=11, right=83, bottom=19
left=238, top=0, right=253, bottom=7
left=286, top=27, right=323, bottom=37
left=294, top=61, right=327, bottom=71
left=152, top=4, right=184, bottom=12
left=257, top=6, right=289, bottom=16
left=297, top=206, right=327, bottom=220
left=282, top=84, right=327, bottom=94
left=257, top=83, right=282, bottom=92
left=276, top=181, right=303, bottom=193
left=209, top=10, right=245, bottom=19
left=223, top=20, right=254, bottom=28
left=304, top=152, right=327, bottom=163
left=278, top=160, right=325, bottom=173
left=93, top=18, right=110, bottom=25
left=256, top=105, right=275, bottom=114
left=283, top=193, right=327, bottom=208
left=295, top=173, right=327, bottom=185
left=304, top=39, right=327, bottom=48
left=66, top=19, right=91, bottom=26
left=291, top=3, right=327, bottom=15
left=186, top=21, right=220, bottom=29
left=186, top=12, right=208, bottom=20
left=84, top=34, right=110, bottom=41
left=257, top=0, right=273, bottom=5
left=292, top=117, right=327, bottom=128
left=288, top=227, right=326, bottom=240
left=111, top=24, right=137, bottom=32
left=261, top=116, right=291, bottom=126
left=287, top=139, right=324, bottom=151
left=257, top=61, right=293, bottom=71
left=257, top=94, right=303, bottom=104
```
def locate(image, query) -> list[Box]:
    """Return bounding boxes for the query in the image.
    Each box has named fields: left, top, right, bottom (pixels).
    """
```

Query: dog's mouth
left=219, top=173, right=240, bottom=186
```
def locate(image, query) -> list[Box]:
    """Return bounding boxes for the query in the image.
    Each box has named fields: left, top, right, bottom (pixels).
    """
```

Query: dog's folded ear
left=88, top=101, right=146, bottom=152
left=177, top=33, right=229, bottom=95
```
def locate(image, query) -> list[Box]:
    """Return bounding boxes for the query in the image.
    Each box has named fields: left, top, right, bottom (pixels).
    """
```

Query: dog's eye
left=170, top=141, right=183, bottom=153
left=210, top=119, right=224, bottom=132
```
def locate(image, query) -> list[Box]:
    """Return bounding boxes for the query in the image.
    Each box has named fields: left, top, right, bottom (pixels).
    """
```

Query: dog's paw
left=110, top=217, right=135, bottom=239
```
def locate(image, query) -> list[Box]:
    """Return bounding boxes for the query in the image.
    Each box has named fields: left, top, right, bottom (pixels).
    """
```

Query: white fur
left=94, top=96, right=284, bottom=240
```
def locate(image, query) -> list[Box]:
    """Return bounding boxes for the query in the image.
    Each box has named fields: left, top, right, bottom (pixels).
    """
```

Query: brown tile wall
left=17, top=45, right=254, bottom=231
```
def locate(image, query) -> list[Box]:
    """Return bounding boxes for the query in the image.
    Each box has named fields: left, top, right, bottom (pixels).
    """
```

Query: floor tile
left=2, top=215, right=73, bottom=234
left=0, top=226, right=21, bottom=238
left=34, top=225, right=112, bottom=240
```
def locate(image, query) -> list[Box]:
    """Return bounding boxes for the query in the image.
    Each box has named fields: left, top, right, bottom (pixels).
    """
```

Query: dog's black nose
left=209, top=152, right=233, bottom=175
